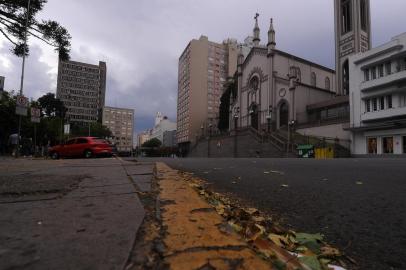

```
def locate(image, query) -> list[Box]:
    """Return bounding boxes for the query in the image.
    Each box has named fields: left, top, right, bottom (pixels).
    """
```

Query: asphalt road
left=154, top=158, right=406, bottom=270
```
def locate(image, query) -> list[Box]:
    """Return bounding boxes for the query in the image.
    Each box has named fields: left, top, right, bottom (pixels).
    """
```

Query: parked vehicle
left=49, top=137, right=112, bottom=159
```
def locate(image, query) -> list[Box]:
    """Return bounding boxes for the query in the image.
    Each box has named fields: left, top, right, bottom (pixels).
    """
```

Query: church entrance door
left=279, top=102, right=289, bottom=128
left=250, top=104, right=259, bottom=130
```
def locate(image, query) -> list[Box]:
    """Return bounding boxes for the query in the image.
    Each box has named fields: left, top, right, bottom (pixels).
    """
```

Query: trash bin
left=297, top=144, right=315, bottom=158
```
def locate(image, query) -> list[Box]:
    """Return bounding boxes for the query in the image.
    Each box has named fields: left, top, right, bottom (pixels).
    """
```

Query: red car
left=49, top=137, right=113, bottom=159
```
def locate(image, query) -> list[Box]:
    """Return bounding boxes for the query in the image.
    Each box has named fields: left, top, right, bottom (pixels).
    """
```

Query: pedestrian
left=9, top=133, right=19, bottom=157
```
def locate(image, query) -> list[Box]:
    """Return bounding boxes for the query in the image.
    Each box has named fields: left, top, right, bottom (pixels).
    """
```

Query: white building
left=137, top=130, right=151, bottom=147
left=349, top=33, right=406, bottom=155
left=151, top=113, right=176, bottom=143
left=102, top=106, right=134, bottom=153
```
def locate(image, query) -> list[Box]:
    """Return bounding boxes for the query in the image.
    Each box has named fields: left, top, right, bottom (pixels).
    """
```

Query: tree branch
left=0, top=26, right=17, bottom=45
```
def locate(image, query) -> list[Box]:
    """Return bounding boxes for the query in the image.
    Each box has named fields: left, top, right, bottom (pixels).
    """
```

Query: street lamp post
left=208, top=123, right=212, bottom=157
left=266, top=106, right=273, bottom=133
left=287, top=120, right=296, bottom=156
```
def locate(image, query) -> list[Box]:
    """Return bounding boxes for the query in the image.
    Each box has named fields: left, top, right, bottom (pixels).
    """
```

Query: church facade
left=230, top=0, right=371, bottom=140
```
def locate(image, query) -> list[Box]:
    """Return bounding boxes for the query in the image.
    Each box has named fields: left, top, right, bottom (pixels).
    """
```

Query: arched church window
left=325, top=77, right=331, bottom=90
left=360, top=0, right=368, bottom=31
left=249, top=76, right=259, bottom=91
left=341, top=0, right=352, bottom=34
left=311, top=72, right=317, bottom=87
left=296, top=67, right=301, bottom=82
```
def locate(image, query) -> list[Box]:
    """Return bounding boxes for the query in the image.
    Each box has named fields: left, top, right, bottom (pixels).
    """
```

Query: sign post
left=31, top=107, right=41, bottom=156
left=15, top=95, right=29, bottom=157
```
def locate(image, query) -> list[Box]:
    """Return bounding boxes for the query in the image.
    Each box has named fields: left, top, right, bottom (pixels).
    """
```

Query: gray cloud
left=1, top=0, right=406, bottom=133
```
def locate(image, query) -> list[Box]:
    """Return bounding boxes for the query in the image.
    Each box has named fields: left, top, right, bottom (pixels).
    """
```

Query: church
left=230, top=0, right=371, bottom=142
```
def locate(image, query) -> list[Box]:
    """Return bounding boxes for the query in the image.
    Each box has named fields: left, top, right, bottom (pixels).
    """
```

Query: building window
left=360, top=0, right=368, bottom=31
left=382, top=137, right=394, bottom=154
left=387, top=95, right=393, bottom=108
left=343, top=60, right=349, bottom=95
left=365, top=99, right=371, bottom=112
left=325, top=77, right=331, bottom=90
left=341, top=0, right=352, bottom=34
left=296, top=67, right=301, bottom=82
left=378, top=64, right=384, bottom=78
left=311, top=72, right=316, bottom=87
left=385, top=62, right=392, bottom=75
left=372, top=98, right=377, bottom=111
left=379, top=96, right=385, bottom=110
left=371, top=67, right=376, bottom=79
left=364, top=69, right=370, bottom=81
left=367, top=137, right=377, bottom=154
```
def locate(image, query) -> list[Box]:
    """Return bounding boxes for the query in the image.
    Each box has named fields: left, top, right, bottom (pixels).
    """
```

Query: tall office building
left=56, top=60, right=107, bottom=124
left=176, top=36, right=239, bottom=152
left=102, top=106, right=134, bottom=153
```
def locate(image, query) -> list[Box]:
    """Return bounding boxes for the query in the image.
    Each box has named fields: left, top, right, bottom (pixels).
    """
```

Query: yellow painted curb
left=156, top=162, right=274, bottom=270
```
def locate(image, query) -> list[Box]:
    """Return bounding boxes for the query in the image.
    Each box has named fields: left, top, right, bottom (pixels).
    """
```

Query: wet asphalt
left=150, top=157, right=406, bottom=270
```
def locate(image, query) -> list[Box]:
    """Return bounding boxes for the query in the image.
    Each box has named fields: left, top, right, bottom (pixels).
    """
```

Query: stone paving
left=0, top=157, right=151, bottom=270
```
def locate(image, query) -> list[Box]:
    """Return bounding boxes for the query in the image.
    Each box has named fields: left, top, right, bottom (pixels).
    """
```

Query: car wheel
left=84, top=150, right=92, bottom=158
left=51, top=152, right=59, bottom=160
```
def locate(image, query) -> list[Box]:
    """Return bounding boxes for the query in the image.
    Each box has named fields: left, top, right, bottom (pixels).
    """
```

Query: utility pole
left=16, top=0, right=31, bottom=157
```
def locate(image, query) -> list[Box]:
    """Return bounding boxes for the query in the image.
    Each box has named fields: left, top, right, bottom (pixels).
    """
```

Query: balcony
left=361, top=106, right=406, bottom=122
left=361, top=69, right=406, bottom=92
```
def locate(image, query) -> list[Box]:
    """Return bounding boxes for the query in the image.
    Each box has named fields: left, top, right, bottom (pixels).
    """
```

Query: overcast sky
left=1, top=0, right=406, bottom=133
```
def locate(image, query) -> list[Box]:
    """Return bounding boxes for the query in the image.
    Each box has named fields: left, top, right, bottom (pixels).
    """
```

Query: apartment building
left=56, top=60, right=107, bottom=124
left=102, top=106, right=134, bottom=153
left=349, top=33, right=406, bottom=155
left=176, top=36, right=239, bottom=152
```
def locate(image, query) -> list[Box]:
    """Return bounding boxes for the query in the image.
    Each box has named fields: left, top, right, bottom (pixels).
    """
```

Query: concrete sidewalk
left=0, top=158, right=150, bottom=270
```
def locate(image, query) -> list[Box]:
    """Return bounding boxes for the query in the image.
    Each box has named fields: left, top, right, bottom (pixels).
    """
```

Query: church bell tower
left=335, top=0, right=371, bottom=95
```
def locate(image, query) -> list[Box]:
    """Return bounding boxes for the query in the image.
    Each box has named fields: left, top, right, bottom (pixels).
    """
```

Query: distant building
left=102, top=106, right=134, bottom=153
left=137, top=130, right=151, bottom=147
left=177, top=36, right=242, bottom=152
left=56, top=60, right=107, bottom=124
left=163, top=130, right=177, bottom=147
left=349, top=33, right=406, bottom=155
left=151, top=113, right=176, bottom=143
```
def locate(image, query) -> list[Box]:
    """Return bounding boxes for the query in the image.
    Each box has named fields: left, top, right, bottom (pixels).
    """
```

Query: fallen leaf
left=281, top=184, right=289, bottom=188
left=244, top=207, right=259, bottom=215
left=228, top=221, right=243, bottom=233
left=271, top=170, right=285, bottom=175
left=299, top=255, right=322, bottom=270
left=268, top=234, right=289, bottom=248
left=356, top=181, right=363, bottom=185
left=320, top=246, right=341, bottom=257
left=232, top=181, right=237, bottom=184
left=264, top=171, right=270, bottom=174
left=252, top=216, right=266, bottom=222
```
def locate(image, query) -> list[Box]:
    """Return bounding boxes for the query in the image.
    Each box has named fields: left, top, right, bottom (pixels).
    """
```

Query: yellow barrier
left=315, top=147, right=334, bottom=159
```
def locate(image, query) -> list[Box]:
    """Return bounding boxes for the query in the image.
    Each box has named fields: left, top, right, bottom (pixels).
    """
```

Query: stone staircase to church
left=188, top=127, right=296, bottom=158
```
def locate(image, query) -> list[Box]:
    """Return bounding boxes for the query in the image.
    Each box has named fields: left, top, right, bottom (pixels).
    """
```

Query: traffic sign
left=16, top=95, right=29, bottom=108
left=31, top=107, right=41, bottom=123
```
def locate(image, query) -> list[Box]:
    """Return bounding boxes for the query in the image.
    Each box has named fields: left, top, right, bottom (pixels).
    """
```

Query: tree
left=37, top=92, right=66, bottom=117
left=0, top=0, right=71, bottom=60
left=70, top=122, right=112, bottom=138
left=142, top=138, right=162, bottom=148
left=218, top=80, right=237, bottom=131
